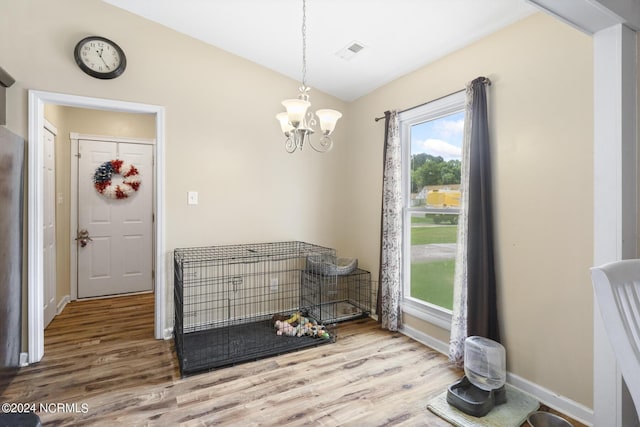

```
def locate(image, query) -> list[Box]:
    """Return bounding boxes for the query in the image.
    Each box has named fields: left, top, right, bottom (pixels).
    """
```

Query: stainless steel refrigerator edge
left=0, top=125, right=25, bottom=396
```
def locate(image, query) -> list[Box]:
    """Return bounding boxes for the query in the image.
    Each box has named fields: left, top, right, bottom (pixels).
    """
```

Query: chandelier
left=276, top=0, right=342, bottom=153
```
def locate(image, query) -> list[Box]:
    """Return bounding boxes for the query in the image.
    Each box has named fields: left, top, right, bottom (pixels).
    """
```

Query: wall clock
left=74, top=36, right=126, bottom=80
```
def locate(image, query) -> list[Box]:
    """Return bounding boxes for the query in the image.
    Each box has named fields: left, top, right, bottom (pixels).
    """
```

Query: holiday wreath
left=93, top=159, right=141, bottom=199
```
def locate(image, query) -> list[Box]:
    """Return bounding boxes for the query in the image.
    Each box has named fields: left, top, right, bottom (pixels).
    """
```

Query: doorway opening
left=27, top=91, right=166, bottom=363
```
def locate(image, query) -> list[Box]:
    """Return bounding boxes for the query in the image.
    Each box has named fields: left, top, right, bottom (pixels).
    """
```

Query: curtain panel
left=377, top=110, right=402, bottom=331
left=449, top=77, right=500, bottom=366
left=449, top=93, right=472, bottom=366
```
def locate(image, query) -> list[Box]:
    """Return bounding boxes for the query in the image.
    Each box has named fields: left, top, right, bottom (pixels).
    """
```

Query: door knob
left=75, top=229, right=93, bottom=247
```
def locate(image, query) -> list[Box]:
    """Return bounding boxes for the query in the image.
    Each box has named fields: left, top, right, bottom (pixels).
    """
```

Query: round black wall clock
left=74, top=36, right=127, bottom=79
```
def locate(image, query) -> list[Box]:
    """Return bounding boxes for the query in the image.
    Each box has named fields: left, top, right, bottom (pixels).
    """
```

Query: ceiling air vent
left=335, top=41, right=366, bottom=61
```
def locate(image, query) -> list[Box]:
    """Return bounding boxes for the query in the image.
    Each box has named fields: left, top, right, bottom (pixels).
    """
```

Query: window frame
left=399, top=90, right=465, bottom=330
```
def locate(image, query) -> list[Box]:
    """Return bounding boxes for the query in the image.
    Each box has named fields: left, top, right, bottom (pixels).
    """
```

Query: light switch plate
left=187, top=191, right=198, bottom=205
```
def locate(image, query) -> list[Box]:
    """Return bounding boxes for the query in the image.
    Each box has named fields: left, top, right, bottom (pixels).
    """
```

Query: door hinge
left=152, top=270, right=155, bottom=280
left=152, top=213, right=155, bottom=222
left=75, top=152, right=81, bottom=158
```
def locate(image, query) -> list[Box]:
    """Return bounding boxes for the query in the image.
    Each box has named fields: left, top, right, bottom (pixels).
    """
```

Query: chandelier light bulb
left=315, top=109, right=342, bottom=135
left=281, top=99, right=310, bottom=128
left=275, top=112, right=294, bottom=135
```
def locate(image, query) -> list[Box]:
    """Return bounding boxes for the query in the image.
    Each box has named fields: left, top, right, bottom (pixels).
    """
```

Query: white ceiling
left=102, top=0, right=537, bottom=101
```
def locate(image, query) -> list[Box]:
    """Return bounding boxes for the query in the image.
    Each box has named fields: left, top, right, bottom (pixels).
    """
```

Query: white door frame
left=70, top=133, right=155, bottom=301
left=28, top=91, right=166, bottom=363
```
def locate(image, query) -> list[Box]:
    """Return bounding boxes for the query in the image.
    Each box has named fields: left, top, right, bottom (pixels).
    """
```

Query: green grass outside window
left=410, top=215, right=457, bottom=310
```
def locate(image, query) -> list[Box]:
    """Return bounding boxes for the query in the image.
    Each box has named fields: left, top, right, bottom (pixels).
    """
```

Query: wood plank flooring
left=2, top=294, right=584, bottom=426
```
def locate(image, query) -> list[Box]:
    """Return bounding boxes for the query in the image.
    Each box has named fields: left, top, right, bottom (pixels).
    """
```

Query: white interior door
left=43, top=127, right=56, bottom=327
left=77, top=139, right=153, bottom=298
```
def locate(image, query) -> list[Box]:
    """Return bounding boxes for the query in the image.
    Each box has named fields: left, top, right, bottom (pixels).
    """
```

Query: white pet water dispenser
left=446, top=336, right=507, bottom=417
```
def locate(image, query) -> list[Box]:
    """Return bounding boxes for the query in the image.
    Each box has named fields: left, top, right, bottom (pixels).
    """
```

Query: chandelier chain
left=301, top=0, right=307, bottom=88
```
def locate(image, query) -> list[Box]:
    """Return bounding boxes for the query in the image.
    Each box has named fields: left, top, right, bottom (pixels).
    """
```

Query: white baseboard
left=507, top=372, right=593, bottom=426
left=163, top=327, right=173, bottom=340
left=56, top=295, right=70, bottom=315
left=19, top=352, right=28, bottom=367
left=400, top=324, right=449, bottom=355
left=399, top=326, right=594, bottom=426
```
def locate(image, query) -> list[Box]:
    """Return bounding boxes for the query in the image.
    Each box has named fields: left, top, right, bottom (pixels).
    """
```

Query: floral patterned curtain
left=449, top=84, right=473, bottom=366
left=377, top=110, right=402, bottom=331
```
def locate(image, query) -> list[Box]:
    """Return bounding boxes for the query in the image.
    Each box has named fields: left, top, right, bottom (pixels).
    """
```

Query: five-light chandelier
left=276, top=0, right=342, bottom=153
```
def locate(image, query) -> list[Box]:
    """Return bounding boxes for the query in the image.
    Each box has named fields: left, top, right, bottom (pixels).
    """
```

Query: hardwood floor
left=3, top=295, right=177, bottom=411
left=2, top=294, right=584, bottom=426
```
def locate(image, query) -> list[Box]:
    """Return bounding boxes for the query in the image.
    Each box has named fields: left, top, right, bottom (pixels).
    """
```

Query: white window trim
left=399, top=90, right=465, bottom=331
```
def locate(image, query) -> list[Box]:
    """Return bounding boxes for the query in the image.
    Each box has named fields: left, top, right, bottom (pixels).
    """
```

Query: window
left=399, top=92, right=465, bottom=329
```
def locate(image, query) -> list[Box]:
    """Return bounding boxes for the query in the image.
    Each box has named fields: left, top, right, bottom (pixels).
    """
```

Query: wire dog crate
left=301, top=268, right=372, bottom=323
left=174, top=241, right=339, bottom=376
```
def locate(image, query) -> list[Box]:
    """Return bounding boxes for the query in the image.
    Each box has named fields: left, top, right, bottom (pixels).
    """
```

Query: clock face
left=74, top=36, right=126, bottom=79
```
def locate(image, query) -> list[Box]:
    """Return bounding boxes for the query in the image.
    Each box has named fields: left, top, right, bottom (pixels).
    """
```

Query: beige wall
left=347, top=13, right=594, bottom=407
left=44, top=104, right=155, bottom=303
left=0, top=0, right=349, bottom=247
left=1, top=0, right=348, bottom=335
left=9, top=0, right=349, bottom=244
left=1, top=0, right=598, bottom=412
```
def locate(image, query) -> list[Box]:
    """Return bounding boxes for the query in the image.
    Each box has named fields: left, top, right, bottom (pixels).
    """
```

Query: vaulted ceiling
left=102, top=0, right=536, bottom=101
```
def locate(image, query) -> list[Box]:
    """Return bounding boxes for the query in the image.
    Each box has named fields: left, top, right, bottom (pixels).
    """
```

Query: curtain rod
left=374, top=77, right=491, bottom=122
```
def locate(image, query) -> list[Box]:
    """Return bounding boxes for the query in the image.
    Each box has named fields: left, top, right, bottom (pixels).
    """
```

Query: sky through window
left=410, top=111, right=464, bottom=160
